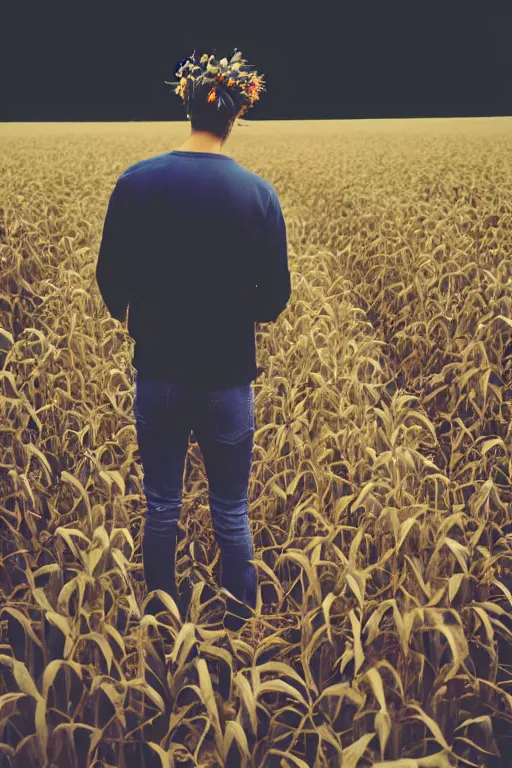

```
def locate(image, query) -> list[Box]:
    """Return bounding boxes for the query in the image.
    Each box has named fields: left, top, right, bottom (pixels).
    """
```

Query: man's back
left=96, top=149, right=291, bottom=390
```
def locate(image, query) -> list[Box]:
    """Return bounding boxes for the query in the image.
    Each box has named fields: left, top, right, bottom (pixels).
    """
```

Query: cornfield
left=1, top=118, right=512, bottom=768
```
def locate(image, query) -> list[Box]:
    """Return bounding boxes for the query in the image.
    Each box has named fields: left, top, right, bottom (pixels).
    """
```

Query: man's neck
left=177, top=142, right=224, bottom=154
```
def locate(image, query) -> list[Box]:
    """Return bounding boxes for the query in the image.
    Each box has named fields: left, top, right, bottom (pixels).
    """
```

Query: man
left=95, top=50, right=291, bottom=628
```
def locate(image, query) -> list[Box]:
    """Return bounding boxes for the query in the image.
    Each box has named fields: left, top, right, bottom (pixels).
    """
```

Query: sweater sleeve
left=95, top=176, right=133, bottom=322
left=251, top=188, right=291, bottom=323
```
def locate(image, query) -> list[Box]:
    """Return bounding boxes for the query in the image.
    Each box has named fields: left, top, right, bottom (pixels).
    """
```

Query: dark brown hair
left=186, top=80, right=239, bottom=139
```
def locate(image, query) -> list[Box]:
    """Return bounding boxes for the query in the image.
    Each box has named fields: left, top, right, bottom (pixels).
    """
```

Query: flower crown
left=164, top=48, right=266, bottom=121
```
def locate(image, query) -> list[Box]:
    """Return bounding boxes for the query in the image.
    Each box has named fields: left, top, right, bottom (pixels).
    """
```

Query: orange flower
left=207, top=88, right=217, bottom=103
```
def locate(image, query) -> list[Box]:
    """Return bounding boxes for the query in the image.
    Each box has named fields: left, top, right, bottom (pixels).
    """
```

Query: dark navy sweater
left=95, top=149, right=291, bottom=389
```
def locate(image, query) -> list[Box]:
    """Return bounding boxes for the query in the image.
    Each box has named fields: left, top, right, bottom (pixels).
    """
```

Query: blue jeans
left=133, top=372, right=257, bottom=609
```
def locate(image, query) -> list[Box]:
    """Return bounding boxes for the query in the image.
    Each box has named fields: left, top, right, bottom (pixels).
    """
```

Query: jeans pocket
left=212, top=386, right=255, bottom=444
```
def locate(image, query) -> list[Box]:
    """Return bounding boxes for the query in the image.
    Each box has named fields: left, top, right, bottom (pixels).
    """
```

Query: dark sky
left=1, top=0, right=510, bottom=123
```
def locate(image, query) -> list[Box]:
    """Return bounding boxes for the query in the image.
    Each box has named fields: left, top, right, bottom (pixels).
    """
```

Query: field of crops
left=1, top=118, right=512, bottom=767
